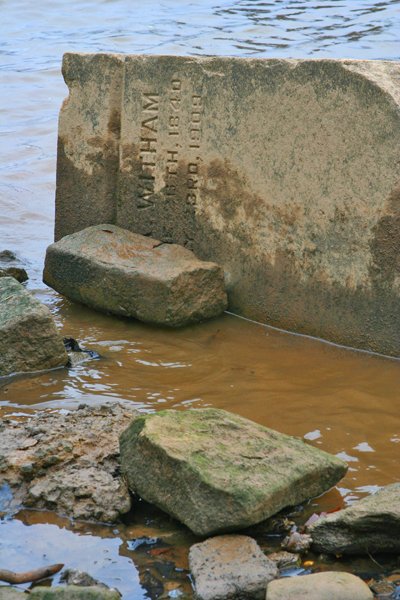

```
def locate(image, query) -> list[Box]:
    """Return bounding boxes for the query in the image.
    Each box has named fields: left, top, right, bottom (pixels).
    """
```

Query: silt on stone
left=55, top=53, right=400, bottom=357
left=43, top=224, right=227, bottom=327
left=119, top=408, right=347, bottom=536
left=265, top=571, right=373, bottom=600
left=0, top=277, right=67, bottom=377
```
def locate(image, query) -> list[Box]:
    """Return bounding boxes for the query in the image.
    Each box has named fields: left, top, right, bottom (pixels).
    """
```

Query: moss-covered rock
left=120, top=408, right=347, bottom=536
left=0, top=277, right=67, bottom=377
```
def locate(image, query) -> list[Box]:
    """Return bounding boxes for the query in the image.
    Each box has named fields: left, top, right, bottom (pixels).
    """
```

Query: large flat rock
left=44, top=224, right=227, bottom=327
left=309, top=483, right=400, bottom=554
left=55, top=54, right=400, bottom=356
left=189, top=535, right=278, bottom=600
left=0, top=277, right=67, bottom=377
left=119, top=408, right=347, bottom=536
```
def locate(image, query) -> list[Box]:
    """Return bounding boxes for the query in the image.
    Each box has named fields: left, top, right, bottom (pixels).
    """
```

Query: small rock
left=29, top=586, right=121, bottom=599
left=0, top=268, right=28, bottom=283
left=265, top=571, right=373, bottom=600
left=0, top=277, right=67, bottom=377
left=119, top=408, right=347, bottom=536
left=60, top=570, right=108, bottom=589
left=189, top=535, right=278, bottom=600
left=0, top=250, right=17, bottom=262
left=43, top=224, right=228, bottom=327
left=266, top=551, right=300, bottom=569
left=309, top=483, right=400, bottom=554
left=281, top=530, right=312, bottom=553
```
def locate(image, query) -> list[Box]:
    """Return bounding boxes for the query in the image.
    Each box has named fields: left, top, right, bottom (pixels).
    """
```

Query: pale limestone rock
left=55, top=54, right=400, bottom=356
left=44, top=224, right=227, bottom=327
left=119, top=408, right=347, bottom=536
left=189, top=535, right=278, bottom=600
left=265, top=571, right=373, bottom=600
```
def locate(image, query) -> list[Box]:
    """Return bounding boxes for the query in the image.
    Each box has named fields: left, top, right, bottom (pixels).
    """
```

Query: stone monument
left=55, top=54, right=400, bottom=356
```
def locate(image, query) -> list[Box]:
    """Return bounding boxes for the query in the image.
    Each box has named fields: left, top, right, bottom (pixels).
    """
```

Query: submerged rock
left=29, top=586, right=121, bottom=599
left=265, top=571, right=373, bottom=600
left=0, top=403, right=137, bottom=522
left=309, top=483, right=400, bottom=554
left=189, top=535, right=278, bottom=600
left=0, top=277, right=67, bottom=377
left=43, top=224, right=227, bottom=327
left=119, top=408, right=347, bottom=536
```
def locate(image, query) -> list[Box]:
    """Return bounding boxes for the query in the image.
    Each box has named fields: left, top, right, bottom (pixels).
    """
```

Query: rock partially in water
left=29, top=586, right=121, bottom=599
left=60, top=570, right=108, bottom=588
left=119, top=408, right=347, bottom=536
left=63, top=337, right=100, bottom=367
left=309, top=483, right=400, bottom=555
left=0, top=250, right=17, bottom=263
left=189, top=535, right=277, bottom=600
left=0, top=277, right=67, bottom=377
left=43, top=224, right=228, bottom=327
left=0, top=267, right=28, bottom=283
left=266, top=571, right=373, bottom=600
left=0, top=403, right=137, bottom=522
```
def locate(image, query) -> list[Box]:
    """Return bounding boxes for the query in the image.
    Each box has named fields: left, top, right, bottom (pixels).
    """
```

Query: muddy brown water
left=1, top=0, right=400, bottom=597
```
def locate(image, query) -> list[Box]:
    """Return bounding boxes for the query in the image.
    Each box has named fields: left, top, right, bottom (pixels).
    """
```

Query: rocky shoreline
left=1, top=403, right=399, bottom=599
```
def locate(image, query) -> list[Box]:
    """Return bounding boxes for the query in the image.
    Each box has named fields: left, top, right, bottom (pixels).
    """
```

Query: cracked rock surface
left=0, top=403, right=138, bottom=522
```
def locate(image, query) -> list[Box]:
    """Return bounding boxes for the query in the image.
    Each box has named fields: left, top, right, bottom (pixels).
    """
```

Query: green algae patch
left=120, top=408, right=347, bottom=536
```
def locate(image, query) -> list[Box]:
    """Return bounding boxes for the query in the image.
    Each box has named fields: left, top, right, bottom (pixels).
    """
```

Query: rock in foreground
left=119, top=408, right=347, bottom=535
left=43, top=224, right=227, bottom=327
left=0, top=277, right=67, bottom=377
left=0, top=403, right=136, bottom=522
left=189, top=535, right=278, bottom=600
left=29, top=587, right=121, bottom=599
left=309, top=483, right=400, bottom=554
left=265, top=572, right=373, bottom=600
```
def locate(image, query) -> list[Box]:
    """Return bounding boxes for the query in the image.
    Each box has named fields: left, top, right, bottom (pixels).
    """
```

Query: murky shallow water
left=1, top=1, right=400, bottom=598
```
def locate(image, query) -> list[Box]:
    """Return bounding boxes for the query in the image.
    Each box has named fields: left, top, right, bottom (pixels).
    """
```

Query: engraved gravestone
left=55, top=54, right=400, bottom=356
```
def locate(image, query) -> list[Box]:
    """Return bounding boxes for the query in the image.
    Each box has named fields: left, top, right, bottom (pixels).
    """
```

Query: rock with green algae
left=0, top=588, right=26, bottom=599
left=0, top=277, right=68, bottom=377
left=119, top=408, right=347, bottom=536
left=29, top=587, right=120, bottom=599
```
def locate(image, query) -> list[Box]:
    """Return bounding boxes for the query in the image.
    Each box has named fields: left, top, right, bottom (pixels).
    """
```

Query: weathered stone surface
left=189, top=535, right=278, bottom=600
left=55, top=54, right=400, bottom=357
left=44, top=224, right=227, bottom=327
left=119, top=408, right=347, bottom=536
left=0, top=277, right=67, bottom=377
left=30, top=586, right=120, bottom=600
left=309, top=483, right=400, bottom=554
left=0, top=589, right=26, bottom=600
left=55, top=53, right=124, bottom=241
left=0, top=403, right=136, bottom=522
left=265, top=571, right=373, bottom=600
